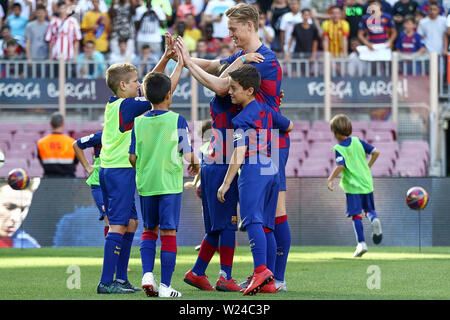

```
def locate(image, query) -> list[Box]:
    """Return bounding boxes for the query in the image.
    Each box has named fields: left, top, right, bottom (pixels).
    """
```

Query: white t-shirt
left=279, top=11, right=312, bottom=53
left=418, top=16, right=447, bottom=53
left=258, top=25, right=275, bottom=48
left=204, top=0, right=235, bottom=39
left=134, top=5, right=166, bottom=43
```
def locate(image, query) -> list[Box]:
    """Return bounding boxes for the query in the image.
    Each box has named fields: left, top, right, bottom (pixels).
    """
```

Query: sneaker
left=158, top=283, right=182, bottom=298
left=242, top=268, right=274, bottom=296
left=259, top=279, right=276, bottom=293
left=371, top=218, right=383, bottom=245
left=115, top=279, right=141, bottom=292
left=215, top=274, right=242, bottom=292
left=97, top=281, right=134, bottom=294
left=353, top=242, right=368, bottom=258
left=142, top=272, right=158, bottom=297
left=184, top=269, right=215, bottom=291
left=274, top=279, right=287, bottom=292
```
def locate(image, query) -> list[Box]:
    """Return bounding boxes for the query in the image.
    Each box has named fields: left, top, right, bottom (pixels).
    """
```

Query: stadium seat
left=288, top=131, right=305, bottom=141
left=401, top=140, right=430, bottom=158
left=0, top=141, right=9, bottom=152
left=306, top=131, right=334, bottom=143
left=394, top=157, right=426, bottom=176
left=285, top=158, right=300, bottom=177
left=374, top=141, right=400, bottom=157
left=365, top=131, right=394, bottom=144
left=369, top=121, right=397, bottom=140
left=297, top=166, right=328, bottom=177
left=289, top=140, right=308, bottom=158
left=351, top=121, right=369, bottom=135
left=75, top=163, right=88, bottom=178
left=394, top=166, right=425, bottom=177
left=12, top=132, right=40, bottom=144
left=311, top=120, right=330, bottom=132
left=0, top=133, right=13, bottom=145
left=64, top=122, right=80, bottom=134
left=292, top=120, right=309, bottom=134
left=351, top=130, right=365, bottom=140
left=0, top=123, right=21, bottom=134
left=24, top=122, right=49, bottom=135
left=80, top=121, right=103, bottom=133
left=27, top=164, right=44, bottom=178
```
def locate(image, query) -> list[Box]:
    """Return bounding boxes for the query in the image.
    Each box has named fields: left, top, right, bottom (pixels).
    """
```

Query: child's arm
left=72, top=141, right=94, bottom=176
left=367, top=149, right=380, bottom=168
left=327, top=165, right=344, bottom=191
left=184, top=170, right=201, bottom=189
left=169, top=45, right=184, bottom=94
left=217, top=145, right=246, bottom=203
left=152, top=32, right=176, bottom=74
left=218, top=52, right=265, bottom=79
left=129, top=153, right=137, bottom=169
left=183, top=152, right=200, bottom=176
left=176, top=37, right=230, bottom=97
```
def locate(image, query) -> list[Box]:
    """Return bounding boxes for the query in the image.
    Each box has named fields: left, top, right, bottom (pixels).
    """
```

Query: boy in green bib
left=327, top=114, right=383, bottom=258
left=129, top=55, right=200, bottom=298
left=97, top=33, right=182, bottom=294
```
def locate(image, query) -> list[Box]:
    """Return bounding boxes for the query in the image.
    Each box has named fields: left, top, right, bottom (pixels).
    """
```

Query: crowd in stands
left=0, top=0, right=449, bottom=78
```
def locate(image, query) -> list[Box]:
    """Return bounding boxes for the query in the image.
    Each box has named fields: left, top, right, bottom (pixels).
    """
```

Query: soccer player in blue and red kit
left=358, top=0, right=397, bottom=50
left=175, top=3, right=292, bottom=292
left=183, top=62, right=243, bottom=292
left=217, top=64, right=293, bottom=295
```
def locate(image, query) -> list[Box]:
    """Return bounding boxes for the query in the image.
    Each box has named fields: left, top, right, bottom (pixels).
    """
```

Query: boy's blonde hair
left=330, top=114, right=353, bottom=137
left=226, top=3, right=259, bottom=31
left=106, top=63, right=138, bottom=94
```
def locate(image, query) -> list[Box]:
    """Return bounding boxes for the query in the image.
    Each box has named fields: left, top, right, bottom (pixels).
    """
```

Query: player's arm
left=327, top=165, right=344, bottom=191
left=176, top=37, right=230, bottom=96
left=183, top=152, right=200, bottom=176
left=218, top=52, right=265, bottom=79
left=367, top=149, right=380, bottom=168
left=129, top=126, right=137, bottom=169
left=72, top=141, right=94, bottom=175
left=169, top=45, right=184, bottom=93
left=152, top=32, right=177, bottom=74
left=217, top=145, right=246, bottom=203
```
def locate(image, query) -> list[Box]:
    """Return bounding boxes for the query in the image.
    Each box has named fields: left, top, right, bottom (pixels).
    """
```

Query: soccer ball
left=7, top=168, right=30, bottom=190
left=406, top=186, right=429, bottom=210
left=0, top=148, right=4, bottom=168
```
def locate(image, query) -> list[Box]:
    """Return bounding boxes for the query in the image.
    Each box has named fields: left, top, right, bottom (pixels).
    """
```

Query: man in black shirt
left=392, top=0, right=418, bottom=32
left=345, top=0, right=365, bottom=39
left=286, top=8, right=320, bottom=61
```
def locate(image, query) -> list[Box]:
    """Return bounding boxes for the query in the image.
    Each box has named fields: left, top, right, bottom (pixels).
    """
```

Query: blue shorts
left=140, top=193, right=182, bottom=230
left=238, top=160, right=280, bottom=231
left=346, top=193, right=376, bottom=217
left=200, top=163, right=238, bottom=233
left=99, top=167, right=138, bottom=226
left=91, top=185, right=106, bottom=221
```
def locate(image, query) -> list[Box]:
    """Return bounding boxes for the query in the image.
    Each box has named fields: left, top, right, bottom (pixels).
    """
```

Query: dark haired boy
left=327, top=114, right=382, bottom=258
left=217, top=64, right=293, bottom=296
left=129, top=51, right=200, bottom=298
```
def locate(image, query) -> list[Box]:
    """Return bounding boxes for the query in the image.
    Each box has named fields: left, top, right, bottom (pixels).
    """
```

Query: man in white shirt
left=418, top=2, right=447, bottom=54
left=203, top=0, right=235, bottom=39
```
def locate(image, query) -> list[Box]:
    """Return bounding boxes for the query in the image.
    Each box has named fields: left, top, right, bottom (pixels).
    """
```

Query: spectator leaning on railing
left=321, top=5, right=350, bottom=57
left=7, top=2, right=28, bottom=47
left=25, top=4, right=49, bottom=62
left=76, top=39, right=106, bottom=79
left=417, top=1, right=447, bottom=55
left=1, top=38, right=25, bottom=78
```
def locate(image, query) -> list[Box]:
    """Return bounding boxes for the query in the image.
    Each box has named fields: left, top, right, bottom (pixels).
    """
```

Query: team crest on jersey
left=231, top=216, right=237, bottom=225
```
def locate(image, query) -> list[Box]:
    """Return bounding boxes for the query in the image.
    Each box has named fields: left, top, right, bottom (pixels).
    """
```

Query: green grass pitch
left=1, top=246, right=450, bottom=300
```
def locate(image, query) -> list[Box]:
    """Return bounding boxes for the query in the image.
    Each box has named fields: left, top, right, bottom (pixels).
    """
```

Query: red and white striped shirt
left=45, top=16, right=82, bottom=61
